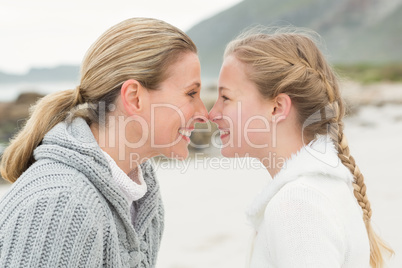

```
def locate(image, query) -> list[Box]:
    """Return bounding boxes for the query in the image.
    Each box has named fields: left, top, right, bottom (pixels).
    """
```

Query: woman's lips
left=178, top=128, right=193, bottom=143
left=219, top=129, right=230, bottom=139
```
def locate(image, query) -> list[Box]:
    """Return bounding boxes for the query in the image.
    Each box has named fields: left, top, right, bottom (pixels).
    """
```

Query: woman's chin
left=163, top=148, right=189, bottom=160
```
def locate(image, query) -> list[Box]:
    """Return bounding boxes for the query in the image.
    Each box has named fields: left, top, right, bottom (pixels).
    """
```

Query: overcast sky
left=0, top=0, right=242, bottom=74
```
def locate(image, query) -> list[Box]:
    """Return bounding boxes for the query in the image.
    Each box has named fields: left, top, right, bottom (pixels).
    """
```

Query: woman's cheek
left=175, top=102, right=192, bottom=123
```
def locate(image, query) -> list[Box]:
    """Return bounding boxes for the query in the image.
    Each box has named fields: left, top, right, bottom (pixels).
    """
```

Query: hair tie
left=74, top=86, right=85, bottom=105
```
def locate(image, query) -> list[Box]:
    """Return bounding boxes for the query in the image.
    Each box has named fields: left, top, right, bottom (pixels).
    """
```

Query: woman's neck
left=90, top=122, right=153, bottom=175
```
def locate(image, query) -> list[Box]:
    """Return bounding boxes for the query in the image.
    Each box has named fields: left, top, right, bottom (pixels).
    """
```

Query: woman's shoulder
left=0, top=158, right=110, bottom=223
left=0, top=160, right=115, bottom=268
left=21, top=158, right=99, bottom=194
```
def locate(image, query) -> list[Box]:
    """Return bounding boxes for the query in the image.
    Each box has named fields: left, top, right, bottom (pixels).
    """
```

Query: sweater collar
left=101, top=150, right=147, bottom=206
left=245, top=135, right=354, bottom=230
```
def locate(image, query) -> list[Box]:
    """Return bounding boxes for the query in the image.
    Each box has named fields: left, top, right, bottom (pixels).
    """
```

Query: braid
left=299, top=62, right=336, bottom=103
left=327, top=98, right=394, bottom=268
left=337, top=128, right=372, bottom=221
left=324, top=67, right=394, bottom=267
left=296, top=37, right=393, bottom=266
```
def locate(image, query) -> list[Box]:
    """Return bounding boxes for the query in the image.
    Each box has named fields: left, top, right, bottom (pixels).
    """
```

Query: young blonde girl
left=209, top=31, right=393, bottom=267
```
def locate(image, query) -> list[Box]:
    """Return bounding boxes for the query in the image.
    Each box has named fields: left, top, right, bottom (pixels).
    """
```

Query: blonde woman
left=0, top=18, right=207, bottom=267
left=209, top=31, right=393, bottom=267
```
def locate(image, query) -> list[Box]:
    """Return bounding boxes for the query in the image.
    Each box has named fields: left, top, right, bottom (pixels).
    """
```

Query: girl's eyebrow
left=219, top=86, right=230, bottom=92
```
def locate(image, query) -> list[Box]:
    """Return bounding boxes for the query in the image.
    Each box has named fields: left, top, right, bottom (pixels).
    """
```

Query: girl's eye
left=222, top=95, right=229, bottom=101
left=188, top=91, right=197, bottom=98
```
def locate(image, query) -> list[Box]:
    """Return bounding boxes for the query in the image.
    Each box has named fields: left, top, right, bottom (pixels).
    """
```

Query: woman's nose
left=208, top=101, right=220, bottom=122
left=193, top=99, right=208, bottom=123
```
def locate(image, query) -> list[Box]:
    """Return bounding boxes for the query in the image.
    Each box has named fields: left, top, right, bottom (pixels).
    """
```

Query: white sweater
left=246, top=136, right=370, bottom=268
left=101, top=150, right=147, bottom=214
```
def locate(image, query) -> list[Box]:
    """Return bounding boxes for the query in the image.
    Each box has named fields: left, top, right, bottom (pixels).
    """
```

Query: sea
left=0, top=81, right=77, bottom=102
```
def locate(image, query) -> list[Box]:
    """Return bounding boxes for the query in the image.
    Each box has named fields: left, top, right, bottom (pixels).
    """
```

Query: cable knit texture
left=0, top=117, right=164, bottom=267
left=246, top=136, right=370, bottom=268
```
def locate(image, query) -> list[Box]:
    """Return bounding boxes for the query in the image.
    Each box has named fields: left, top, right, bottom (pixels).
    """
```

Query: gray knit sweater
left=0, top=118, right=164, bottom=267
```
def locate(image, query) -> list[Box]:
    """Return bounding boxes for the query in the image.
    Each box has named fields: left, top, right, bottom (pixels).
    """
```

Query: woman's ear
left=120, top=79, right=146, bottom=115
left=272, top=93, right=292, bottom=123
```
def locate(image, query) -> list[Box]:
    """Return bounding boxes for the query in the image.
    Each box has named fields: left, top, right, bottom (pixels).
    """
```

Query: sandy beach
left=1, top=103, right=401, bottom=267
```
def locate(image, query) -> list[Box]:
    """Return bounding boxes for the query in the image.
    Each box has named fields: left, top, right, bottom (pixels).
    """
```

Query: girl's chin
left=220, top=148, right=238, bottom=158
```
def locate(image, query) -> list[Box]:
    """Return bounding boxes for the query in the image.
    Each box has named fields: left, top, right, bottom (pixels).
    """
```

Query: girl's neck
left=260, top=137, right=305, bottom=179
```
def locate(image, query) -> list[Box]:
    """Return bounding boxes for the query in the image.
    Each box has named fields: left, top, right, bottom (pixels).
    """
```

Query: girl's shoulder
left=265, top=174, right=362, bottom=233
left=286, top=173, right=353, bottom=197
left=268, top=174, right=354, bottom=213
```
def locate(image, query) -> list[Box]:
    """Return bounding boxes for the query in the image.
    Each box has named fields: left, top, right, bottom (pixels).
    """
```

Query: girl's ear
left=272, top=93, right=292, bottom=123
left=120, top=79, right=147, bottom=115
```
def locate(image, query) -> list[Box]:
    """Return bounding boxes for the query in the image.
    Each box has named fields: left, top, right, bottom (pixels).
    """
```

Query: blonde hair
left=225, top=30, right=393, bottom=267
left=0, top=17, right=196, bottom=183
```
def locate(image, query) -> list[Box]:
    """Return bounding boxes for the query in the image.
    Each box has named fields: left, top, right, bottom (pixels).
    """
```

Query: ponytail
left=0, top=88, right=82, bottom=183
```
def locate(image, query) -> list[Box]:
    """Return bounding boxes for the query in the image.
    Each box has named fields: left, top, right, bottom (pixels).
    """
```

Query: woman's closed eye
left=187, top=90, right=197, bottom=98
left=222, top=95, right=229, bottom=101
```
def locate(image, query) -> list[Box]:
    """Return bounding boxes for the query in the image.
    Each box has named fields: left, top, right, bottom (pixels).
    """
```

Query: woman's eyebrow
left=184, top=82, right=201, bottom=89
